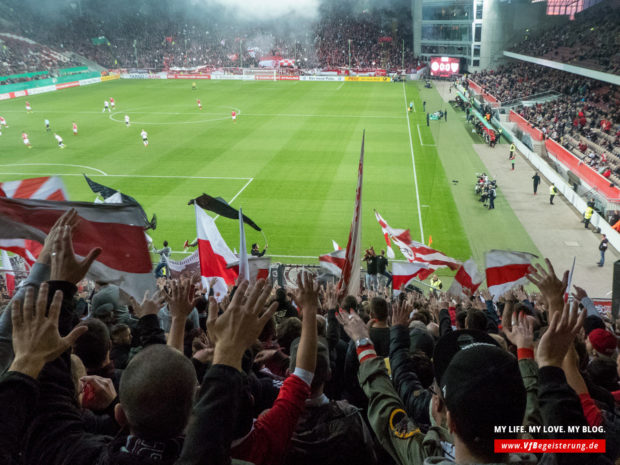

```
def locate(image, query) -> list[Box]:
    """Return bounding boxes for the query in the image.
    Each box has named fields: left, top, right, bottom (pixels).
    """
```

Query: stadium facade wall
left=503, top=125, right=620, bottom=253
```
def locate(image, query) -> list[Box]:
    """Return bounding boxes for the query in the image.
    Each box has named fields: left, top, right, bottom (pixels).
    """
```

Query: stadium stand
left=509, top=0, right=620, bottom=74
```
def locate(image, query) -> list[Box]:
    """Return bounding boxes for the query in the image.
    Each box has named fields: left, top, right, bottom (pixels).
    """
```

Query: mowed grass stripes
left=0, top=79, right=534, bottom=267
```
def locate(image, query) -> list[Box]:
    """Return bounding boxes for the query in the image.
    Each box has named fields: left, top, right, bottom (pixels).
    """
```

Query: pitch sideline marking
left=416, top=124, right=437, bottom=147
left=0, top=163, right=108, bottom=175
left=402, top=82, right=425, bottom=242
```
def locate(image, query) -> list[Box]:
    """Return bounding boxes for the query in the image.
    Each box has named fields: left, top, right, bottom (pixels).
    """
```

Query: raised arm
left=165, top=278, right=195, bottom=352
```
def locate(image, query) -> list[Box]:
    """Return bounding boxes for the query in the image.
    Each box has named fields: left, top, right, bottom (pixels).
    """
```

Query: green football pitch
left=0, top=79, right=539, bottom=271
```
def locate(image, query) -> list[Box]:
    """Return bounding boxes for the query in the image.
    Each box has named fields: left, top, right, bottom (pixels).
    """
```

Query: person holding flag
left=377, top=250, right=392, bottom=288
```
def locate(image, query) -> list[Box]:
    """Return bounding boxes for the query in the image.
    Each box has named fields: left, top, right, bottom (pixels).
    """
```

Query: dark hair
left=370, top=297, right=388, bottom=321
left=276, top=317, right=302, bottom=354
left=119, top=345, right=196, bottom=440
left=411, top=309, right=431, bottom=326
left=163, top=240, right=168, bottom=247
left=342, top=295, right=358, bottom=312
left=587, top=358, right=619, bottom=393
left=456, top=310, right=467, bottom=329
left=73, top=319, right=111, bottom=370
left=409, top=351, right=434, bottom=388
left=193, top=296, right=207, bottom=313
left=110, top=324, right=130, bottom=344
left=465, top=309, right=487, bottom=332
left=275, top=288, right=287, bottom=302
left=259, top=316, right=276, bottom=342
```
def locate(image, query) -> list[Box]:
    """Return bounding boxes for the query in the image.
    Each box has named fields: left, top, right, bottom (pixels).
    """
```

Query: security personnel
left=549, top=184, right=558, bottom=205
left=497, top=128, right=503, bottom=143
left=509, top=143, right=516, bottom=160
left=430, top=274, right=442, bottom=294
left=584, top=206, right=594, bottom=229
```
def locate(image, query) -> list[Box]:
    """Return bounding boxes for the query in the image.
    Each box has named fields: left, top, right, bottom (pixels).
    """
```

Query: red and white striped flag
left=372, top=211, right=460, bottom=272
left=319, top=248, right=346, bottom=277
left=485, top=250, right=536, bottom=300
left=447, top=258, right=484, bottom=297
left=195, top=203, right=238, bottom=300
left=0, top=196, right=156, bottom=299
left=1, top=250, right=15, bottom=296
left=228, top=256, right=271, bottom=282
left=374, top=211, right=396, bottom=259
left=338, top=132, right=365, bottom=296
left=0, top=176, right=69, bottom=265
left=392, top=262, right=430, bottom=291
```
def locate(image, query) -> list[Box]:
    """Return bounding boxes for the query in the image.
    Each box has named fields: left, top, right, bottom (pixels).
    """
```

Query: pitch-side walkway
left=433, top=80, right=618, bottom=297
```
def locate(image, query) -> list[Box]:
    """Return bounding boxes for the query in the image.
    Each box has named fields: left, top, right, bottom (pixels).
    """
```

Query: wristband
left=356, top=343, right=377, bottom=363
left=517, top=347, right=535, bottom=360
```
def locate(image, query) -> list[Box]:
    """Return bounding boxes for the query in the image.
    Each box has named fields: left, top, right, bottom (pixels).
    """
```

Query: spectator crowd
left=509, top=0, right=620, bottom=75
left=0, top=209, right=619, bottom=465
left=469, top=62, right=620, bottom=181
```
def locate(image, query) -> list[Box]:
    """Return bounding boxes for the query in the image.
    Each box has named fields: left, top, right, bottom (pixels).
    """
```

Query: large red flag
left=195, top=204, right=238, bottom=300
left=0, top=196, right=155, bottom=299
left=338, top=132, right=365, bottom=296
left=319, top=248, right=346, bottom=277
left=447, top=258, right=484, bottom=297
left=0, top=176, right=69, bottom=265
left=485, top=250, right=536, bottom=300
left=392, top=262, right=430, bottom=291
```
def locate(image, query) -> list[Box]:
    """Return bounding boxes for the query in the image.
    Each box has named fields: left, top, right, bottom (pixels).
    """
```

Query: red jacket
left=232, top=374, right=310, bottom=465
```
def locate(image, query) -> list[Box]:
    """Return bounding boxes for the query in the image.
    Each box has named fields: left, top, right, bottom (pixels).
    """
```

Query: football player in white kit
left=54, top=133, right=65, bottom=148
left=103, top=100, right=110, bottom=112
left=141, top=129, right=148, bottom=147
left=125, top=115, right=130, bottom=127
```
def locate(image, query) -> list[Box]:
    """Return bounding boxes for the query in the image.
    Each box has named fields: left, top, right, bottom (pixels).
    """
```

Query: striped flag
left=0, top=176, right=69, bottom=265
left=195, top=203, right=238, bottom=300
left=372, top=211, right=460, bottom=272
left=319, top=248, right=346, bottom=277
left=447, top=258, right=484, bottom=297
left=374, top=211, right=395, bottom=259
left=1, top=250, right=15, bottom=296
left=392, top=262, right=430, bottom=291
left=338, top=132, right=365, bottom=296
left=485, top=250, right=537, bottom=300
left=0, top=196, right=156, bottom=299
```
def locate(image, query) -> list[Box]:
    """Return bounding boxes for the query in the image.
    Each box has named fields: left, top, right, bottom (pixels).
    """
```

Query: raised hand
left=207, top=280, right=278, bottom=371
left=10, top=284, right=88, bottom=378
left=321, top=282, right=338, bottom=310
left=50, top=225, right=102, bottom=284
left=335, top=308, right=369, bottom=343
left=294, top=271, right=320, bottom=315
left=165, top=278, right=195, bottom=320
left=504, top=311, right=534, bottom=349
left=526, top=258, right=568, bottom=315
left=392, top=299, right=412, bottom=327
left=129, top=290, right=165, bottom=318
left=38, top=209, right=81, bottom=265
left=80, top=375, right=117, bottom=410
left=537, top=299, right=585, bottom=368
left=571, top=285, right=588, bottom=302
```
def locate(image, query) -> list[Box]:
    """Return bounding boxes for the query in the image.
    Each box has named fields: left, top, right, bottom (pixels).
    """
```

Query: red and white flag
left=392, top=262, right=430, bottom=292
left=0, top=196, right=156, bottom=299
left=195, top=203, right=238, bottom=300
left=228, top=256, right=271, bottom=282
left=338, top=132, right=365, bottom=296
left=0, top=176, right=69, bottom=265
left=485, top=250, right=536, bottom=300
left=319, top=248, right=346, bottom=277
left=447, top=258, right=484, bottom=297
left=374, top=211, right=396, bottom=259
left=332, top=240, right=341, bottom=251
left=373, top=211, right=460, bottom=272
left=1, top=250, right=15, bottom=296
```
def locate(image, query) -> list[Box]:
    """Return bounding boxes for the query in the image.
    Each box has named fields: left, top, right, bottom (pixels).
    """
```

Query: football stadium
left=0, top=0, right=619, bottom=463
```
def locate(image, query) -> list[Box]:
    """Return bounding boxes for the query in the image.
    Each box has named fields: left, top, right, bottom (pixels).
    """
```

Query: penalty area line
left=0, top=172, right=252, bottom=180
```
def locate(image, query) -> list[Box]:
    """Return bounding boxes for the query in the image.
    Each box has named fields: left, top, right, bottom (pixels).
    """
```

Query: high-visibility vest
left=550, top=186, right=557, bottom=195
left=585, top=207, right=594, bottom=220
left=510, top=144, right=515, bottom=152
left=431, top=278, right=442, bottom=290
